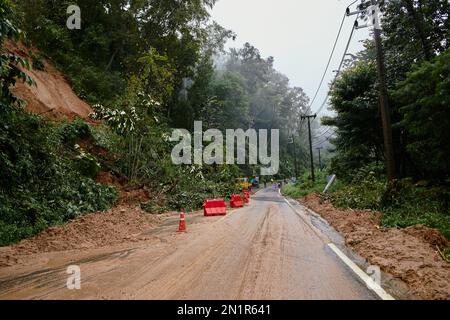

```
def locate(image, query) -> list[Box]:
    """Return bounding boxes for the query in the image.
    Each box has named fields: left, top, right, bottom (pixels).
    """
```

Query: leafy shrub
left=380, top=180, right=450, bottom=239
left=73, top=144, right=101, bottom=178
left=330, top=167, right=450, bottom=240
left=382, top=207, right=450, bottom=239
left=89, top=124, right=121, bottom=152
left=0, top=109, right=117, bottom=246
left=332, top=173, right=387, bottom=210
left=282, top=171, right=333, bottom=199
left=58, top=118, right=91, bottom=146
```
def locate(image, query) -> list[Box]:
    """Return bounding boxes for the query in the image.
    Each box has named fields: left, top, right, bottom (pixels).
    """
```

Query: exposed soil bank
left=6, top=41, right=93, bottom=120
left=300, top=193, right=450, bottom=300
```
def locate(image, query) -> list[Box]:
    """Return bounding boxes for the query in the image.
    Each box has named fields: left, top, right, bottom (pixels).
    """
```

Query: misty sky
left=211, top=0, right=371, bottom=116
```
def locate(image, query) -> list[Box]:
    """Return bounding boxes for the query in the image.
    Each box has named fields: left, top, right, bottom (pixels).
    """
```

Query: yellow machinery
left=236, top=178, right=252, bottom=190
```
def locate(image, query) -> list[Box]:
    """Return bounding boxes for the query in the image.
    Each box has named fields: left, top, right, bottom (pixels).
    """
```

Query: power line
left=315, top=14, right=359, bottom=115
left=313, top=129, right=338, bottom=147
left=308, top=12, right=347, bottom=109
left=312, top=135, right=334, bottom=148
left=313, top=132, right=335, bottom=146
left=308, top=0, right=360, bottom=111
left=314, top=127, right=336, bottom=140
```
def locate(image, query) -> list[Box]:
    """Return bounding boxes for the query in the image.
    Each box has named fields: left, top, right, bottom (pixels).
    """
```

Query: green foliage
left=332, top=168, right=387, bottom=210
left=282, top=171, right=332, bottom=199
left=0, top=4, right=117, bottom=245
left=321, top=1, right=450, bottom=240
left=324, top=61, right=383, bottom=180
left=444, top=247, right=450, bottom=261
left=327, top=2, right=450, bottom=182
left=1, top=0, right=312, bottom=246
left=89, top=124, right=121, bottom=152
left=380, top=179, right=450, bottom=239
left=0, top=0, right=34, bottom=106
left=0, top=108, right=117, bottom=246
left=381, top=0, right=450, bottom=81
left=15, top=0, right=224, bottom=106
left=58, top=118, right=91, bottom=145
left=381, top=206, right=450, bottom=240
left=141, top=163, right=240, bottom=213
left=330, top=170, right=450, bottom=240
left=73, top=144, right=101, bottom=178
left=394, top=49, right=450, bottom=179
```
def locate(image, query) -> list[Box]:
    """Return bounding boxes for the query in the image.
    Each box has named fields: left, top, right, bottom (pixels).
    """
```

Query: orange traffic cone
left=177, top=209, right=187, bottom=233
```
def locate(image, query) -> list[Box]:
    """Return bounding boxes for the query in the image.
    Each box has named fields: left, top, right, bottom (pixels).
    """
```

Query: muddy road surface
left=0, top=189, right=378, bottom=300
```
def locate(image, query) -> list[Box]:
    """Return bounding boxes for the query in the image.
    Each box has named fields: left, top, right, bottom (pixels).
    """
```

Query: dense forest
left=0, top=0, right=314, bottom=245
left=1, top=0, right=449, bottom=247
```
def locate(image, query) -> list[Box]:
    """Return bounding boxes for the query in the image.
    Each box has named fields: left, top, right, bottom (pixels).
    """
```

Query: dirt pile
left=0, top=205, right=163, bottom=268
left=5, top=41, right=92, bottom=120
left=301, top=193, right=450, bottom=300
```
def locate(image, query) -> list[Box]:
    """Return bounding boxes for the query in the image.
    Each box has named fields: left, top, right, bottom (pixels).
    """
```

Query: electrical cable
left=308, top=13, right=347, bottom=109
left=315, top=14, right=360, bottom=115
left=308, top=0, right=360, bottom=111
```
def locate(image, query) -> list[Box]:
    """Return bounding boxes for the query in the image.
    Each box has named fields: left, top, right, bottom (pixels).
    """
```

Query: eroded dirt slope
left=6, top=41, right=92, bottom=119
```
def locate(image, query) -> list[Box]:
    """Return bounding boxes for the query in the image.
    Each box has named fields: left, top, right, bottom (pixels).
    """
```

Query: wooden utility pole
left=370, top=0, right=396, bottom=181
left=301, top=114, right=317, bottom=182
left=316, top=147, right=323, bottom=171
left=291, top=135, right=299, bottom=179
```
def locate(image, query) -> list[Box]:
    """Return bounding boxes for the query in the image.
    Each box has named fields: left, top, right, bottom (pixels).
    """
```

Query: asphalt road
left=0, top=188, right=377, bottom=300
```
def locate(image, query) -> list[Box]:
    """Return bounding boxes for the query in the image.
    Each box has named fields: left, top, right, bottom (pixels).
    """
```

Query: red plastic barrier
left=203, top=199, right=227, bottom=216
left=230, top=194, right=244, bottom=208
left=243, top=191, right=250, bottom=204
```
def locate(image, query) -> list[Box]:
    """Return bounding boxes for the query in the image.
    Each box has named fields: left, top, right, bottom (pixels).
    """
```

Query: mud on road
left=0, top=189, right=379, bottom=300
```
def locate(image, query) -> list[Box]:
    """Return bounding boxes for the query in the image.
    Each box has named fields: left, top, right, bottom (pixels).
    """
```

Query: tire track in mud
left=134, top=232, right=231, bottom=299
left=236, top=204, right=285, bottom=299
left=131, top=204, right=270, bottom=299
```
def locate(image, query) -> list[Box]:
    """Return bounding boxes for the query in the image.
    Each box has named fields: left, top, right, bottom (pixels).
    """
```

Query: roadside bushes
left=141, top=163, right=240, bottom=213
left=282, top=171, right=333, bottom=199
left=330, top=165, right=450, bottom=240
left=380, top=181, right=450, bottom=239
left=0, top=109, right=117, bottom=246
left=331, top=167, right=387, bottom=210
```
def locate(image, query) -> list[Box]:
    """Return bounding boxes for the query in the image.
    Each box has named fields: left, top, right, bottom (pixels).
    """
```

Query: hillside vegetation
left=1, top=0, right=312, bottom=245
left=1, top=0, right=449, bottom=248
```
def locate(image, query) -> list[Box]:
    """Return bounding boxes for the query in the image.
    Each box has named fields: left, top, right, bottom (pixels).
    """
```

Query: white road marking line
left=328, top=243, right=395, bottom=300
left=280, top=190, right=395, bottom=300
